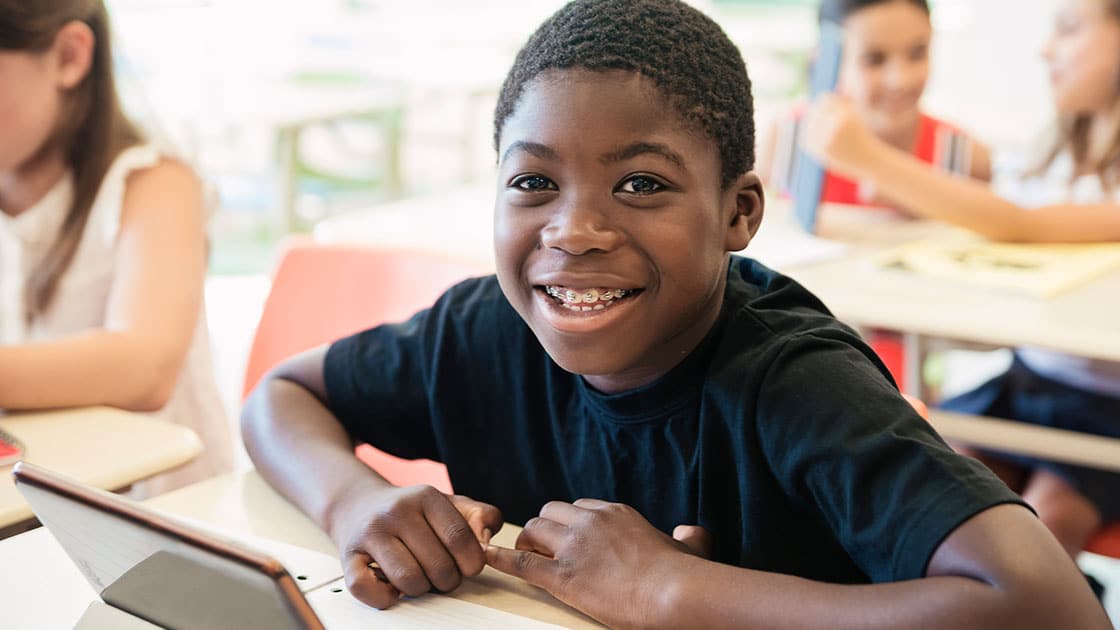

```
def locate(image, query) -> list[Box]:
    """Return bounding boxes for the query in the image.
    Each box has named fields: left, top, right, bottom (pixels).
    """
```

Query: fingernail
left=481, top=528, right=492, bottom=545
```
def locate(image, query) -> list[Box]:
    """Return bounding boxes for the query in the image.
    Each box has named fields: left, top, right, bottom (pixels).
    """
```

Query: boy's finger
left=672, top=524, right=713, bottom=559
left=344, top=552, right=400, bottom=610
left=515, top=517, right=566, bottom=556
left=366, top=537, right=432, bottom=598
left=420, top=497, right=488, bottom=579
left=399, top=521, right=465, bottom=593
left=571, top=498, right=611, bottom=510
left=485, top=544, right=556, bottom=590
left=448, top=495, right=505, bottom=542
left=538, top=500, right=587, bottom=525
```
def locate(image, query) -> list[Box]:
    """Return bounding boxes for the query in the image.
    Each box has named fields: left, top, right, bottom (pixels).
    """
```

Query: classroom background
left=5, top=0, right=1120, bottom=625
left=105, top=0, right=1060, bottom=434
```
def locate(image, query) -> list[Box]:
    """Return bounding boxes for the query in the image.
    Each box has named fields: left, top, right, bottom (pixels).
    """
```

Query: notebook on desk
left=12, top=462, right=563, bottom=629
left=872, top=233, right=1120, bottom=297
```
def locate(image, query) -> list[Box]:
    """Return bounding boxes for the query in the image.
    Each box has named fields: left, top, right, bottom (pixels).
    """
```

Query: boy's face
left=494, top=69, right=762, bottom=394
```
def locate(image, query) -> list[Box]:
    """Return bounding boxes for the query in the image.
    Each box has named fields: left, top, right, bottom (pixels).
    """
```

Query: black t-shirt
left=324, top=256, right=1024, bottom=584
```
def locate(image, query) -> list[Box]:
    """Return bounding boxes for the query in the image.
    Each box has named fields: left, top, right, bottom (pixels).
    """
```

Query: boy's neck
left=0, top=150, right=69, bottom=218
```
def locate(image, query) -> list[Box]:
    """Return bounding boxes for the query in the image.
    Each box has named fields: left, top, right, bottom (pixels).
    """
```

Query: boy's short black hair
left=492, top=0, right=754, bottom=188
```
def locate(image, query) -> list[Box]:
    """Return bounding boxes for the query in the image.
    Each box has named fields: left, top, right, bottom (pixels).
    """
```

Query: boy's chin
left=547, top=349, right=618, bottom=377
left=541, top=344, right=659, bottom=394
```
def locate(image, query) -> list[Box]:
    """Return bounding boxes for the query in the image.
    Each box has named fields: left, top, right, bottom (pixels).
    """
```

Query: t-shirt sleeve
left=755, top=331, right=1029, bottom=582
left=323, top=306, right=442, bottom=462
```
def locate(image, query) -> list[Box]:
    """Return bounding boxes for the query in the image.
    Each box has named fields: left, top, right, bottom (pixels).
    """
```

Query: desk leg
left=902, top=332, right=928, bottom=401
left=276, top=124, right=299, bottom=234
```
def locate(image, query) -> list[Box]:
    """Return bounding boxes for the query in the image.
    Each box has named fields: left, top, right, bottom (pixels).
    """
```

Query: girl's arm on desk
left=241, top=347, right=504, bottom=610
left=487, top=501, right=1109, bottom=630
left=802, top=95, right=1120, bottom=243
left=0, top=162, right=205, bottom=411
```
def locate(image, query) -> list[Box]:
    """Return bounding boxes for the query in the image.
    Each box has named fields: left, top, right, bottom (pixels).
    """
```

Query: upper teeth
left=545, top=286, right=631, bottom=303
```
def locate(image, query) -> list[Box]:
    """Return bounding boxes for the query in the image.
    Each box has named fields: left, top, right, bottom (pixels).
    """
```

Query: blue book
left=791, top=20, right=844, bottom=234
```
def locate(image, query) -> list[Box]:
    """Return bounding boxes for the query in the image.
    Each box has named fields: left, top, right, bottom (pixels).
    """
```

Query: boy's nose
left=539, top=198, right=624, bottom=255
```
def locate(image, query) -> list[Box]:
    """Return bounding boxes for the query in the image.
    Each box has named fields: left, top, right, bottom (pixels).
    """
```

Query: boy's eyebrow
left=601, top=142, right=685, bottom=168
left=501, top=141, right=559, bottom=164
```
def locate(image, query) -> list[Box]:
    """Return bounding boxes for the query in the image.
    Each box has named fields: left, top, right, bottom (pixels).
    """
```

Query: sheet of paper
left=873, top=233, right=1120, bottom=297
left=307, top=578, right=568, bottom=629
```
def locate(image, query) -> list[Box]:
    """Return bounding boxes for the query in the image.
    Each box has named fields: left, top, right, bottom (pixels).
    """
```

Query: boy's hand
left=485, top=499, right=709, bottom=628
left=334, top=484, right=503, bottom=609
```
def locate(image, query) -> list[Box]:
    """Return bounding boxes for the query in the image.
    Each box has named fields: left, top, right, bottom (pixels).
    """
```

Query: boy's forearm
left=240, top=375, right=393, bottom=543
left=654, top=554, right=1107, bottom=630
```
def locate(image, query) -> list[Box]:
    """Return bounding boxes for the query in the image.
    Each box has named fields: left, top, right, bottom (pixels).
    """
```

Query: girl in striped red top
left=759, top=0, right=992, bottom=212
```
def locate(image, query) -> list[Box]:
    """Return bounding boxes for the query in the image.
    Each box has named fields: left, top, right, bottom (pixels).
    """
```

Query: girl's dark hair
left=493, top=0, right=754, bottom=188
left=819, top=0, right=929, bottom=24
left=0, top=0, right=143, bottom=319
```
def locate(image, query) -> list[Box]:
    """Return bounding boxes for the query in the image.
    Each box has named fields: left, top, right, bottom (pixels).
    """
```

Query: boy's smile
left=494, top=69, right=761, bottom=394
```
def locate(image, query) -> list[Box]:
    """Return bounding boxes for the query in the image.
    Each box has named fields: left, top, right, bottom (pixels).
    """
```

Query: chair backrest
left=243, top=239, right=490, bottom=397
left=1086, top=522, right=1120, bottom=558
left=243, top=239, right=490, bottom=493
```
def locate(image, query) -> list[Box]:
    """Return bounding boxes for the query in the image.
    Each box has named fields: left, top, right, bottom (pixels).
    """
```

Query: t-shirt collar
left=575, top=301, right=729, bottom=423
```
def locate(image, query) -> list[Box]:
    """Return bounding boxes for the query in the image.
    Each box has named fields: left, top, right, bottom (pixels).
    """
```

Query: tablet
left=12, top=461, right=325, bottom=630
left=791, top=19, right=844, bottom=233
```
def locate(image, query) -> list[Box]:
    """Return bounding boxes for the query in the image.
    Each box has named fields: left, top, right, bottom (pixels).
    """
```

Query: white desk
left=0, top=469, right=602, bottom=629
left=0, top=407, right=201, bottom=533
left=786, top=209, right=1120, bottom=364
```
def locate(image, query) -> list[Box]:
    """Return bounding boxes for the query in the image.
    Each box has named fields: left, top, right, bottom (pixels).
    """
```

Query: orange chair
left=903, top=394, right=1120, bottom=559
left=243, top=239, right=491, bottom=494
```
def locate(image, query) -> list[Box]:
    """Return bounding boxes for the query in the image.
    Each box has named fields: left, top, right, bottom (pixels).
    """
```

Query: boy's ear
left=723, top=172, right=765, bottom=252
left=50, top=21, right=95, bottom=90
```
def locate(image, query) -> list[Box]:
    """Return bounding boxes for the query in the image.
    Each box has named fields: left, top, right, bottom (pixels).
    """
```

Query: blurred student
left=803, top=0, right=1120, bottom=573
left=0, top=0, right=233, bottom=495
left=760, top=0, right=991, bottom=212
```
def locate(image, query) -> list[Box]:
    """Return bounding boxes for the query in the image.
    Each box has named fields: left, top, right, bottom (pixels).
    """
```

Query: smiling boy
left=241, top=1, right=1108, bottom=627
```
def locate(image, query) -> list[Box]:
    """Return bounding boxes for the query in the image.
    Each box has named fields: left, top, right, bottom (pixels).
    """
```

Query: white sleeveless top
left=0, top=145, right=235, bottom=496
left=995, top=151, right=1120, bottom=398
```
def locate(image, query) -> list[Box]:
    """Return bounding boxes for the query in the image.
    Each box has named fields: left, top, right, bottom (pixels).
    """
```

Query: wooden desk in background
left=0, top=469, right=602, bottom=629
left=0, top=407, right=201, bottom=536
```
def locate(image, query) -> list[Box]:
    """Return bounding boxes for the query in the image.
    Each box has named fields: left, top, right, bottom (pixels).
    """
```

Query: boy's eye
left=511, top=175, right=557, bottom=191
left=618, top=175, right=664, bottom=195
